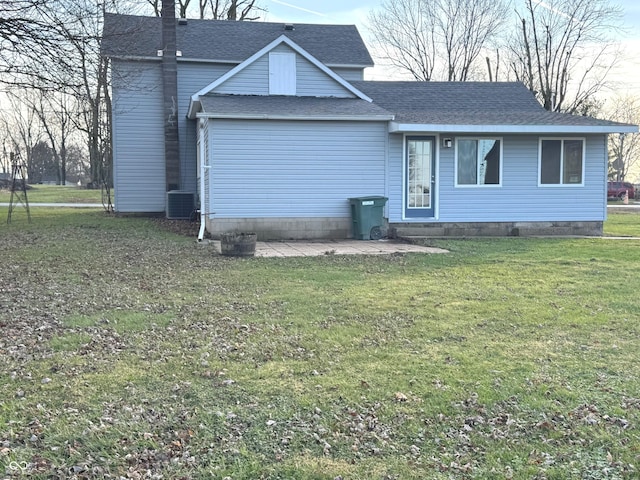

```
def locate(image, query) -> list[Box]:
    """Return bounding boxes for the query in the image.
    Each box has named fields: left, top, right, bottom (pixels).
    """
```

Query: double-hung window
left=455, top=138, right=502, bottom=186
left=539, top=138, right=584, bottom=185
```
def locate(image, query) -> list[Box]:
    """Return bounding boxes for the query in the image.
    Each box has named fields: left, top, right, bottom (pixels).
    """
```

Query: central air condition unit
left=166, top=190, right=194, bottom=219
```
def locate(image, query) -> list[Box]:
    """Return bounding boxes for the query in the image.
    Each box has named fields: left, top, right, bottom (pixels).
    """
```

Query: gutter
left=195, top=113, right=395, bottom=122
left=390, top=122, right=639, bottom=135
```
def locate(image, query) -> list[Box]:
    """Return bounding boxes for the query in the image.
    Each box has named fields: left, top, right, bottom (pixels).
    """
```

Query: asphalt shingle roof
left=353, top=81, right=633, bottom=128
left=199, top=95, right=393, bottom=119
left=102, top=13, right=373, bottom=67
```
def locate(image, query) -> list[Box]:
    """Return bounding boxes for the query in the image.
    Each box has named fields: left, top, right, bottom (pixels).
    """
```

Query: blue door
left=405, top=136, right=435, bottom=218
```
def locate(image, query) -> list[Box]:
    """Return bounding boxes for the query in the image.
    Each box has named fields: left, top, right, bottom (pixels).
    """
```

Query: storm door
left=405, top=136, right=435, bottom=218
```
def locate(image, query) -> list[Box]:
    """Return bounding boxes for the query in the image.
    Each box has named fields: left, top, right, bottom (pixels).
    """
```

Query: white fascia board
left=187, top=99, right=201, bottom=119
left=390, top=122, right=639, bottom=134
left=196, top=112, right=394, bottom=122
left=107, top=55, right=161, bottom=62
left=325, top=62, right=375, bottom=69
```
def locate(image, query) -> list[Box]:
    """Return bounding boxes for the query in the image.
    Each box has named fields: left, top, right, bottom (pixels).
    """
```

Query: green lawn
left=1, top=209, right=639, bottom=479
left=0, top=184, right=103, bottom=204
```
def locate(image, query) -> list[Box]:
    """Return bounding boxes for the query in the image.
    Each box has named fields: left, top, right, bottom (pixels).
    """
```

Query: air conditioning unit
left=166, top=190, right=194, bottom=219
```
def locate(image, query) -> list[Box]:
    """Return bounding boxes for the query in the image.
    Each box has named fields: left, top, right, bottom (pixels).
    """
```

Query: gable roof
left=353, top=81, right=637, bottom=134
left=102, top=13, right=374, bottom=67
left=187, top=35, right=373, bottom=118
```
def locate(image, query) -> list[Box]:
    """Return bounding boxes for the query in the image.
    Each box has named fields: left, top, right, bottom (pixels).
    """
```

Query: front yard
left=1, top=209, right=639, bottom=479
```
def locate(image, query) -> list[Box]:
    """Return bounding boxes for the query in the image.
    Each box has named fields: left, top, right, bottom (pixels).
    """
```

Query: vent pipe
left=162, top=0, right=180, bottom=193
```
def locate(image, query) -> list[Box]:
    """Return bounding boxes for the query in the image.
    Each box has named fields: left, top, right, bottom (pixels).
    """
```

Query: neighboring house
left=102, top=13, right=637, bottom=239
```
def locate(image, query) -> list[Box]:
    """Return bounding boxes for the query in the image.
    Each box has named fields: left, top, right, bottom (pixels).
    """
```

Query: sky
left=261, top=0, right=640, bottom=94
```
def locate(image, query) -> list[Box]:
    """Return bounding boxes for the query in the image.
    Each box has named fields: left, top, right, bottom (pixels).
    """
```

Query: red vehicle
left=608, top=181, right=635, bottom=200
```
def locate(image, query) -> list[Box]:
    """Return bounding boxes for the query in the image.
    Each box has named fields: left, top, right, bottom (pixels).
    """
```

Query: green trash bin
left=349, top=196, right=388, bottom=240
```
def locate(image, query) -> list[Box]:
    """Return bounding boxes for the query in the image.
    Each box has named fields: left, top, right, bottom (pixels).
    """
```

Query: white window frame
left=538, top=137, right=585, bottom=187
left=454, top=137, right=503, bottom=188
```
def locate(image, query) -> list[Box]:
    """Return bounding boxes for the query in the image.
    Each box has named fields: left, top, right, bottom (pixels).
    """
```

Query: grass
left=1, top=208, right=639, bottom=479
left=603, top=210, right=640, bottom=237
left=0, top=184, right=103, bottom=204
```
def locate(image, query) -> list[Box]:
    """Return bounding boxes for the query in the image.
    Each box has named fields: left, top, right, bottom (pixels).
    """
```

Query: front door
left=405, top=136, right=435, bottom=218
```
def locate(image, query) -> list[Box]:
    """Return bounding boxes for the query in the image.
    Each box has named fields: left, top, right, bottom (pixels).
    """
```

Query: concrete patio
left=209, top=239, right=448, bottom=257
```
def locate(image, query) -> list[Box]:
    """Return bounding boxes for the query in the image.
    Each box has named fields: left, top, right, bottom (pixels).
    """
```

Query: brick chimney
left=162, top=0, right=180, bottom=192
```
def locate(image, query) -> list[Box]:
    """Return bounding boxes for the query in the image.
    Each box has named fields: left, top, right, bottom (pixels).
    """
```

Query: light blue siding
left=112, top=60, right=165, bottom=212
left=213, top=55, right=269, bottom=95
left=212, top=44, right=355, bottom=98
left=177, top=62, right=234, bottom=194
left=388, top=134, right=608, bottom=223
left=387, top=133, right=405, bottom=223
left=208, top=119, right=387, bottom=218
left=296, top=55, right=355, bottom=97
left=331, top=67, right=366, bottom=82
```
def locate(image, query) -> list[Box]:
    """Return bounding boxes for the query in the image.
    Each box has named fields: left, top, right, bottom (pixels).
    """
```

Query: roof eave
left=389, top=122, right=639, bottom=134
left=187, top=98, right=201, bottom=119
left=196, top=112, right=394, bottom=121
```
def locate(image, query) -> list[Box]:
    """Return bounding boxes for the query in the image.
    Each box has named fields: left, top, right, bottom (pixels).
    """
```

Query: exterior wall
left=205, top=119, right=388, bottom=239
left=112, top=59, right=165, bottom=212
left=112, top=59, right=234, bottom=212
left=212, top=44, right=355, bottom=98
left=388, top=133, right=608, bottom=227
left=331, top=67, right=366, bottom=82
left=177, top=62, right=235, bottom=195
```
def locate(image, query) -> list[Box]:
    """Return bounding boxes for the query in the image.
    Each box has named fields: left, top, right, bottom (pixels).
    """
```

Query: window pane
left=457, top=140, right=477, bottom=185
left=563, top=140, right=583, bottom=184
left=478, top=139, right=500, bottom=185
left=408, top=140, right=431, bottom=208
left=541, top=140, right=561, bottom=184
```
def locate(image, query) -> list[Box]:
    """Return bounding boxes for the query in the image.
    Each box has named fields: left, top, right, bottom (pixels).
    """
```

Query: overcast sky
left=262, top=0, right=640, bottom=94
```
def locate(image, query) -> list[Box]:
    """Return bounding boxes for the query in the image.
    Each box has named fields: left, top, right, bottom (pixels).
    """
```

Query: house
left=102, top=13, right=637, bottom=239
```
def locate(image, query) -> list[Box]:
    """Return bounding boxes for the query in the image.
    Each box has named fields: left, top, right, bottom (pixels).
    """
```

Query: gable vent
left=284, top=23, right=295, bottom=31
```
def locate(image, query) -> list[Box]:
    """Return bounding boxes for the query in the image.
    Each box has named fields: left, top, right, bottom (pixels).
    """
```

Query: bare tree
left=368, top=0, right=509, bottom=81
left=434, top=0, right=509, bottom=81
left=508, top=0, right=622, bottom=113
left=607, top=95, right=640, bottom=182
left=0, top=91, right=41, bottom=181
left=144, top=0, right=263, bottom=19
left=33, top=90, right=75, bottom=185
left=0, top=0, right=80, bottom=88
left=368, top=0, right=436, bottom=81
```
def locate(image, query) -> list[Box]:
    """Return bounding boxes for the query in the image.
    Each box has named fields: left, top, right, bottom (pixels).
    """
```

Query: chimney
left=162, top=0, right=180, bottom=193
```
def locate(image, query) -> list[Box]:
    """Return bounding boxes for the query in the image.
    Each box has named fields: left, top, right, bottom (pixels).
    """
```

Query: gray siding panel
left=296, top=56, right=354, bottom=97
left=177, top=62, right=234, bottom=194
left=331, top=67, right=365, bottom=82
left=388, top=134, right=608, bottom=223
left=112, top=60, right=165, bottom=212
left=212, top=44, right=354, bottom=98
left=213, top=56, right=269, bottom=95
left=208, top=120, right=387, bottom=218
left=387, top=133, right=404, bottom=223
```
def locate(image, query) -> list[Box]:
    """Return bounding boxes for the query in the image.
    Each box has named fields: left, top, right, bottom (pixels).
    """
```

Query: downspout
left=198, top=117, right=207, bottom=241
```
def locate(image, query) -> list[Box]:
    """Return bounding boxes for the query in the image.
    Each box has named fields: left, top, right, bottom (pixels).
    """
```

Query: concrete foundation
left=389, top=221, right=603, bottom=238
left=206, top=217, right=352, bottom=240
left=206, top=217, right=603, bottom=240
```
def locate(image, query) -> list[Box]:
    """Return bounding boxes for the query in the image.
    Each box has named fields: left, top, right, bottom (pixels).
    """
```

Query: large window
left=456, top=138, right=501, bottom=186
left=539, top=138, right=584, bottom=185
